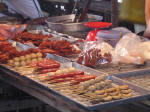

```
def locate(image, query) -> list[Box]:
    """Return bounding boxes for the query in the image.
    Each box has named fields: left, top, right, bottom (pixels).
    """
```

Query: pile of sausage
left=14, top=32, right=53, bottom=46
left=35, top=67, right=96, bottom=85
left=39, top=40, right=81, bottom=56
left=34, top=58, right=61, bottom=74
left=77, top=48, right=112, bottom=67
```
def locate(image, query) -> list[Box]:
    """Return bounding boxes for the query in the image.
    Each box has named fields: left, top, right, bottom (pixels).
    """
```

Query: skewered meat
left=14, top=32, right=52, bottom=46
left=39, top=40, right=80, bottom=56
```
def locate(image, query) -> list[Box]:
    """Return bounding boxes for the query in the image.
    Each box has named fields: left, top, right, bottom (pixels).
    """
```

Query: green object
left=119, top=0, right=145, bottom=24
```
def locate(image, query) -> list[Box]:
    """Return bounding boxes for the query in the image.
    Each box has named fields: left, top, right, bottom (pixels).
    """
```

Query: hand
left=27, top=17, right=47, bottom=25
left=144, top=27, right=150, bottom=39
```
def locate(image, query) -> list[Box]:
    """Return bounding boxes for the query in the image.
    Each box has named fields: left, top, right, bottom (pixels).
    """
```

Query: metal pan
left=46, top=14, right=102, bottom=33
left=114, top=69, right=150, bottom=91
left=0, top=62, right=149, bottom=111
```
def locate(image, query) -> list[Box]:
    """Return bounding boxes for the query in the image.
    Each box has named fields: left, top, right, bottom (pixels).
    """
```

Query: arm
left=144, top=0, right=150, bottom=38
left=145, top=0, right=150, bottom=27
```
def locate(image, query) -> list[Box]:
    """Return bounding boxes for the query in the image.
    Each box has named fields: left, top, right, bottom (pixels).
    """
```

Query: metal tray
left=46, top=53, right=70, bottom=63
left=46, top=14, right=93, bottom=33
left=0, top=62, right=149, bottom=111
left=114, top=69, right=150, bottom=91
left=91, top=62, right=150, bottom=76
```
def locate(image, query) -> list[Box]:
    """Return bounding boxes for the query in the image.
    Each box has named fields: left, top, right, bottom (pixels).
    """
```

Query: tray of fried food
left=73, top=75, right=132, bottom=101
left=114, top=70, right=150, bottom=91
left=48, top=74, right=148, bottom=106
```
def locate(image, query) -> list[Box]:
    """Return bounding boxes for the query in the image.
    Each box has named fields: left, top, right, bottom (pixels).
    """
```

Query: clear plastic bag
left=0, top=24, right=27, bottom=39
left=77, top=41, right=113, bottom=67
left=112, top=33, right=145, bottom=64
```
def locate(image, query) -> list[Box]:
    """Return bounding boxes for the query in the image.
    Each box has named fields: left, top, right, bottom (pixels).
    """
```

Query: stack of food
left=34, top=58, right=61, bottom=74
left=0, top=41, right=20, bottom=63
left=0, top=40, right=46, bottom=65
left=14, top=32, right=53, bottom=46
left=77, top=42, right=114, bottom=67
left=34, top=67, right=96, bottom=85
left=8, top=52, right=43, bottom=67
left=78, top=75, right=132, bottom=102
left=39, top=40, right=81, bottom=56
left=50, top=75, right=133, bottom=103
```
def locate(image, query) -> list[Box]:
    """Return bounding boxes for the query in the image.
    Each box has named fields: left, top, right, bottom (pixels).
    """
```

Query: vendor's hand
left=27, top=17, right=47, bottom=25
left=144, top=27, right=150, bottom=39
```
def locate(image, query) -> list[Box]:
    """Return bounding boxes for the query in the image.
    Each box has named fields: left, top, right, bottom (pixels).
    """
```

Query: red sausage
left=50, top=71, right=84, bottom=80
left=38, top=63, right=60, bottom=69
left=40, top=68, right=59, bottom=74
left=74, top=75, right=96, bottom=82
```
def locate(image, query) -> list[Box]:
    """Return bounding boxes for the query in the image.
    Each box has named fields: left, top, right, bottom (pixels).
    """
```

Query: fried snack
left=95, top=90, right=105, bottom=95
left=95, top=75, right=106, bottom=83
left=112, top=94, right=121, bottom=100
left=119, top=85, right=129, bottom=90
left=121, top=93, right=132, bottom=98
left=121, top=89, right=132, bottom=94
left=108, top=91, right=119, bottom=96
left=103, top=96, right=112, bottom=102
left=96, top=93, right=107, bottom=99
left=105, top=88, right=116, bottom=93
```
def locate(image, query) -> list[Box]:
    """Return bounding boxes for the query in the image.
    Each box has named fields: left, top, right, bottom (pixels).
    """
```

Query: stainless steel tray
left=92, top=62, right=150, bottom=76
left=114, top=69, right=150, bottom=91
left=0, top=62, right=149, bottom=111
left=45, top=14, right=93, bottom=33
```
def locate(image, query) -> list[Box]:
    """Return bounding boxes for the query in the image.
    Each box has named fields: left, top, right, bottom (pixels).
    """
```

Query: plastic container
left=96, top=30, right=129, bottom=47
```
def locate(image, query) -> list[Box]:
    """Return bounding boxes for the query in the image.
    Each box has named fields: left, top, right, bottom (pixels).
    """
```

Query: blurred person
left=0, top=0, right=44, bottom=19
left=0, top=0, right=45, bottom=38
left=144, top=0, right=150, bottom=38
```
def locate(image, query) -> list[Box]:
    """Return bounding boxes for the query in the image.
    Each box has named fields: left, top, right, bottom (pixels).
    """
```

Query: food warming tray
left=114, top=69, right=150, bottom=91
left=0, top=61, right=149, bottom=111
left=93, top=62, right=150, bottom=76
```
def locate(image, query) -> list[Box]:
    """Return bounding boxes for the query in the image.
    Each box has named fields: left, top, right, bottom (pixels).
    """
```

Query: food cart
left=0, top=0, right=150, bottom=112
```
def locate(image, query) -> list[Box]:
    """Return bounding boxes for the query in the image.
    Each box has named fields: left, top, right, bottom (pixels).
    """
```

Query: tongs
left=72, top=0, right=93, bottom=22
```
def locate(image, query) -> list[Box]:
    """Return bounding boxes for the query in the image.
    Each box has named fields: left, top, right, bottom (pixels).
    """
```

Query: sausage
left=74, top=75, right=96, bottom=82
left=50, top=71, right=84, bottom=80
left=38, top=63, right=60, bottom=69
left=40, top=68, right=59, bottom=74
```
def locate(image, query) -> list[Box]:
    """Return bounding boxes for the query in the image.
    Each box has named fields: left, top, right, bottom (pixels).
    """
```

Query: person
left=0, top=0, right=45, bottom=38
left=144, top=0, right=150, bottom=38
left=0, top=0, right=44, bottom=19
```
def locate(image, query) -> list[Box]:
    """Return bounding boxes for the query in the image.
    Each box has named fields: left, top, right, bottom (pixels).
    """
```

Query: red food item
left=38, top=63, right=60, bottom=69
left=50, top=71, right=84, bottom=80
left=39, top=40, right=80, bottom=56
left=37, top=59, right=60, bottom=69
left=40, top=68, right=59, bottom=74
left=74, top=75, right=96, bottom=82
left=14, top=32, right=52, bottom=46
left=53, top=77, right=74, bottom=83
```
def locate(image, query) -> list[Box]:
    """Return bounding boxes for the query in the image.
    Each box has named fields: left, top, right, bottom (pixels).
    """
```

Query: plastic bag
left=77, top=41, right=114, bottom=67
left=112, top=33, right=145, bottom=64
left=0, top=24, right=27, bottom=39
left=140, top=41, right=150, bottom=60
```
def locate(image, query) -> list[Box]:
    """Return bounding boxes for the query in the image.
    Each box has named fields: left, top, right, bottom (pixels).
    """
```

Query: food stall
left=0, top=0, right=150, bottom=112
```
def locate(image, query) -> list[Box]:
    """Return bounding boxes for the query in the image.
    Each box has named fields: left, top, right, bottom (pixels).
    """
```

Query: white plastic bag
left=112, top=33, right=145, bottom=64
